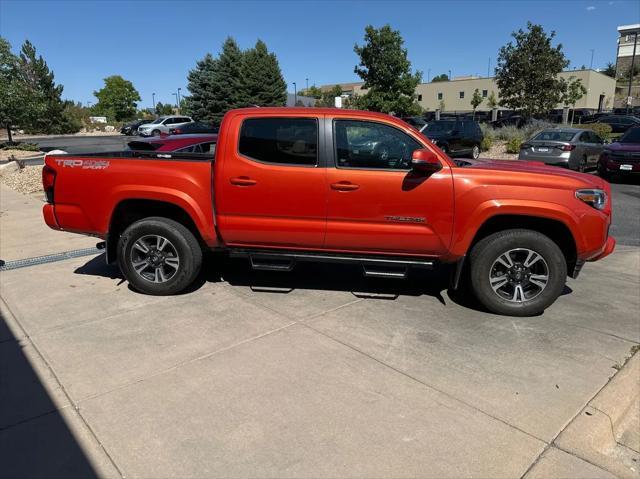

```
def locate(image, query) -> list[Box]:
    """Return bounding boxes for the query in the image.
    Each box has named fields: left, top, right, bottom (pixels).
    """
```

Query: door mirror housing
left=411, top=149, right=442, bottom=173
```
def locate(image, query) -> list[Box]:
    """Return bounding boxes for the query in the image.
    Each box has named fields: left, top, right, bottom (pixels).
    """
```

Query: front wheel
left=469, top=229, right=567, bottom=316
left=118, top=217, right=203, bottom=295
left=152, top=129, right=161, bottom=137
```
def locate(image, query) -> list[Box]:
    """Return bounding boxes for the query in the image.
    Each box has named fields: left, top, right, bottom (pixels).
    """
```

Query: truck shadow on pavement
left=74, top=253, right=573, bottom=315
left=0, top=310, right=100, bottom=478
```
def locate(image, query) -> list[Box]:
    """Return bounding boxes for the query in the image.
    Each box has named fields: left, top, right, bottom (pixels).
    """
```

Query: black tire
left=577, top=155, right=587, bottom=173
left=469, top=229, right=567, bottom=316
left=117, top=217, right=202, bottom=295
left=152, top=129, right=161, bottom=137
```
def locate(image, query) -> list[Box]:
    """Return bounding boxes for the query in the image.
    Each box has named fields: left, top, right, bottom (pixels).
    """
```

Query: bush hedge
left=575, top=123, right=613, bottom=141
left=505, top=136, right=524, bottom=154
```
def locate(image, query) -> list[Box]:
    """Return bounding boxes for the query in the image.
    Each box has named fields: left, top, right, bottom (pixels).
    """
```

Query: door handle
left=331, top=181, right=360, bottom=191
left=230, top=176, right=257, bottom=186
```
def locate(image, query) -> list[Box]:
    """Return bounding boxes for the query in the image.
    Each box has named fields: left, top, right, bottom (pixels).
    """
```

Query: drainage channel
left=0, top=247, right=101, bottom=272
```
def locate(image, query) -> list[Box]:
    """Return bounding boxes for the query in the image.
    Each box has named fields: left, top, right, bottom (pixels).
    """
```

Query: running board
left=230, top=249, right=434, bottom=278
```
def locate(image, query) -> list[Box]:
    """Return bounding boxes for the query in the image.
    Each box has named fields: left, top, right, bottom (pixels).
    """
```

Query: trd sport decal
left=55, top=159, right=110, bottom=170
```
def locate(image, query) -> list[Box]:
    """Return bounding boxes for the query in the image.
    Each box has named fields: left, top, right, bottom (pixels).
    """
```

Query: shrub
left=494, top=125, right=521, bottom=141
left=505, top=136, right=523, bottom=154
left=575, top=123, right=613, bottom=141
left=0, top=141, right=39, bottom=151
left=480, top=134, right=493, bottom=151
left=521, top=119, right=556, bottom=140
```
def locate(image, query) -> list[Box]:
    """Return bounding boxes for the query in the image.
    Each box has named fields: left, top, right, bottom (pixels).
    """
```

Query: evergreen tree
left=431, top=73, right=449, bottom=82
left=352, top=25, right=422, bottom=116
left=183, top=53, right=217, bottom=121
left=207, top=37, right=244, bottom=125
left=0, top=37, right=27, bottom=141
left=240, top=40, right=287, bottom=107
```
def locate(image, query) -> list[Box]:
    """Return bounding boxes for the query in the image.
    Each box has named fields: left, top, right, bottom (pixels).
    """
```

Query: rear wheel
left=578, top=155, right=587, bottom=173
left=469, top=229, right=567, bottom=316
left=118, top=217, right=202, bottom=295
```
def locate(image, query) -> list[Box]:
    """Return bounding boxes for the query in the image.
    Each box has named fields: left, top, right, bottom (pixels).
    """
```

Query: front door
left=325, top=118, right=454, bottom=256
left=215, top=116, right=327, bottom=248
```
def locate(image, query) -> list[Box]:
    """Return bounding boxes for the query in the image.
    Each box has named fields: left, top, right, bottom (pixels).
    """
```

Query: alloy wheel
left=489, top=248, right=549, bottom=303
left=130, top=234, right=180, bottom=283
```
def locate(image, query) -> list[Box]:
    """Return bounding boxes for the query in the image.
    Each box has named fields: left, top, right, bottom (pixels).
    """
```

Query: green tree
left=487, top=91, right=498, bottom=109
left=471, top=88, right=483, bottom=118
left=154, top=102, right=173, bottom=116
left=299, top=85, right=323, bottom=99
left=183, top=53, right=217, bottom=121
left=559, top=76, right=587, bottom=124
left=431, top=73, right=449, bottom=82
left=315, top=85, right=343, bottom=107
left=93, top=75, right=141, bottom=121
left=352, top=25, right=422, bottom=116
left=240, top=40, right=287, bottom=107
left=205, top=37, right=244, bottom=125
left=0, top=37, right=27, bottom=141
left=495, top=22, right=569, bottom=118
left=602, top=62, right=616, bottom=78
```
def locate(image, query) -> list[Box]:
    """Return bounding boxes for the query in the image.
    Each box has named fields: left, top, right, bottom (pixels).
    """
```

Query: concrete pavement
left=1, top=183, right=639, bottom=478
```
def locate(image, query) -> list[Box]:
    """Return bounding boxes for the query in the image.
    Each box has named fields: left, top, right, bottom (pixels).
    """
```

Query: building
left=615, top=24, right=639, bottom=108
left=322, top=69, right=616, bottom=113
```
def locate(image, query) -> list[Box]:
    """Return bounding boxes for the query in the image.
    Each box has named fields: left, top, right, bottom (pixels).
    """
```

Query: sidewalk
left=0, top=183, right=638, bottom=478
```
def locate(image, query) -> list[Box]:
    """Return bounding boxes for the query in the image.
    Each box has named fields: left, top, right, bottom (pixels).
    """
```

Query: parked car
left=42, top=107, right=614, bottom=316
left=137, top=116, right=193, bottom=137
left=127, top=134, right=217, bottom=153
left=491, top=115, right=525, bottom=128
left=121, top=119, right=152, bottom=136
left=583, top=115, right=640, bottom=134
left=579, top=112, right=612, bottom=124
left=518, top=128, right=604, bottom=172
left=421, top=119, right=483, bottom=159
left=169, top=121, right=219, bottom=135
left=597, top=126, right=640, bottom=179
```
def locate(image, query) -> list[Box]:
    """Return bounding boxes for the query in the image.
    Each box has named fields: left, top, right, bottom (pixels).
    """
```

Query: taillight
left=42, top=164, right=56, bottom=203
left=557, top=144, right=576, bottom=151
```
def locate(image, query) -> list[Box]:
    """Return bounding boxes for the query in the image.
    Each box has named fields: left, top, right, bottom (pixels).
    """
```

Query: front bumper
left=588, top=236, right=616, bottom=262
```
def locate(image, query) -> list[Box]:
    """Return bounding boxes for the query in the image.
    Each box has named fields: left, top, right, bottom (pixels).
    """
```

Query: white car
left=137, top=116, right=193, bottom=137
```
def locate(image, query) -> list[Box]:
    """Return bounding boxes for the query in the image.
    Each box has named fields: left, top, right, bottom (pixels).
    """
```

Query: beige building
left=322, top=69, right=616, bottom=113
left=615, top=24, right=639, bottom=107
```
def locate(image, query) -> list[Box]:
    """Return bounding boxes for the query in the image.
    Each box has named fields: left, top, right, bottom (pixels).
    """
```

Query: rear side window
left=239, top=118, right=318, bottom=166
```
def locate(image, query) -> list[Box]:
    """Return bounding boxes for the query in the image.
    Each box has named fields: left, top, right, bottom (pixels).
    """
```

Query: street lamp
left=427, top=68, right=431, bottom=82
left=172, top=93, right=178, bottom=110
left=152, top=93, right=156, bottom=117
left=589, top=49, right=595, bottom=70
left=293, top=82, right=297, bottom=105
left=305, top=78, right=309, bottom=91
left=177, top=88, right=182, bottom=113
left=448, top=70, right=452, bottom=80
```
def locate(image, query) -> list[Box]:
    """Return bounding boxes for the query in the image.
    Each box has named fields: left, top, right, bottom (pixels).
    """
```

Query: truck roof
left=226, top=107, right=397, bottom=121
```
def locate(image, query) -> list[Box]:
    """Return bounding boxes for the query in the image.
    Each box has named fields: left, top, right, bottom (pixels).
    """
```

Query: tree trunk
left=6, top=123, right=13, bottom=143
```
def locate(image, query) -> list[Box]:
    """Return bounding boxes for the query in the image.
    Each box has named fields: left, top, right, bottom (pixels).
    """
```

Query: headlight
left=576, top=189, right=607, bottom=210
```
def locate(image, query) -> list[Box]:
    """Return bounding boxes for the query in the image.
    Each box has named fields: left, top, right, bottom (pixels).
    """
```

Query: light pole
left=293, top=82, right=297, bottom=105
left=172, top=93, right=178, bottom=111
left=487, top=57, right=491, bottom=77
left=152, top=93, right=156, bottom=117
left=627, top=32, right=638, bottom=114
left=177, top=88, right=182, bottom=113
left=427, top=68, right=431, bottom=82
left=448, top=70, right=452, bottom=80
left=305, top=78, right=309, bottom=91
left=589, top=49, right=595, bottom=70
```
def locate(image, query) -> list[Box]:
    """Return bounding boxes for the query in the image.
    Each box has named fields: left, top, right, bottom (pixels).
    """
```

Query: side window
left=200, top=142, right=216, bottom=154
left=239, top=117, right=317, bottom=166
left=334, top=120, right=422, bottom=170
left=176, top=145, right=196, bottom=153
left=579, top=132, right=590, bottom=142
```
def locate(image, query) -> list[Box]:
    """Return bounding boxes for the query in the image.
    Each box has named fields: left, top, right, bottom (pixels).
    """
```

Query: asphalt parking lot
left=1, top=177, right=639, bottom=477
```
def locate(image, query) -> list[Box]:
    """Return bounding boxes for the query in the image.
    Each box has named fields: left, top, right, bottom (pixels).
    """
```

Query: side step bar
left=230, top=249, right=434, bottom=279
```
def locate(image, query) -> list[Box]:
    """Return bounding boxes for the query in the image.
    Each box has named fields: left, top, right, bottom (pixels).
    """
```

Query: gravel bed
left=479, top=141, right=518, bottom=160
left=0, top=165, right=44, bottom=194
left=0, top=149, right=42, bottom=162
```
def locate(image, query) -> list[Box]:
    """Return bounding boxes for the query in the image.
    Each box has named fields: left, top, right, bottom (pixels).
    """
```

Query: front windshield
left=425, top=121, right=456, bottom=133
left=619, top=127, right=640, bottom=143
left=151, top=118, right=164, bottom=124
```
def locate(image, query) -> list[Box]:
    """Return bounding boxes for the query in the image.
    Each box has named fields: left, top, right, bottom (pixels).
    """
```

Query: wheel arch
left=468, top=214, right=578, bottom=276
left=106, top=199, right=206, bottom=263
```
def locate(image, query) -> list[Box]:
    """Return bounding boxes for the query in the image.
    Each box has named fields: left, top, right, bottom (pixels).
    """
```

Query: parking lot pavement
left=1, top=185, right=639, bottom=477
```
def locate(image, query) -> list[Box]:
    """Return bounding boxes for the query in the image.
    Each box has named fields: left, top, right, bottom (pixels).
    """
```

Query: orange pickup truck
left=42, top=107, right=615, bottom=316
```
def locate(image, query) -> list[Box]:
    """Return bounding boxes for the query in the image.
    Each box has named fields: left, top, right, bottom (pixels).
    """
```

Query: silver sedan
left=518, top=128, right=605, bottom=172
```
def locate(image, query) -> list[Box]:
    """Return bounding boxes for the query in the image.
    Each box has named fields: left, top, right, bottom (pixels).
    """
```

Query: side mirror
left=411, top=149, right=442, bottom=173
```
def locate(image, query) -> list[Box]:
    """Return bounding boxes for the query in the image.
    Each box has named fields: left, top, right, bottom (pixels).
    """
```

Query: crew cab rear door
left=325, top=117, right=454, bottom=255
left=214, top=115, right=327, bottom=248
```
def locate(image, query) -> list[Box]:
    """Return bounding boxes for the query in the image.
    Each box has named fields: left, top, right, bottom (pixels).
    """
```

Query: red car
left=43, top=108, right=614, bottom=316
left=127, top=134, right=217, bottom=154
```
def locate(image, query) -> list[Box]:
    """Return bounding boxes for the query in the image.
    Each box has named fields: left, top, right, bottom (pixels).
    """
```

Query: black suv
left=421, top=119, right=484, bottom=159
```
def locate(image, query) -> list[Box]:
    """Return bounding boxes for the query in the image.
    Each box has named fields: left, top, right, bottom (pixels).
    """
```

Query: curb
left=555, top=352, right=640, bottom=478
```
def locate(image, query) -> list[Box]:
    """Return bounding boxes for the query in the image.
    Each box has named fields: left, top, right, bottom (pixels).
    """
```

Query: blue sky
left=1, top=0, right=638, bottom=109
